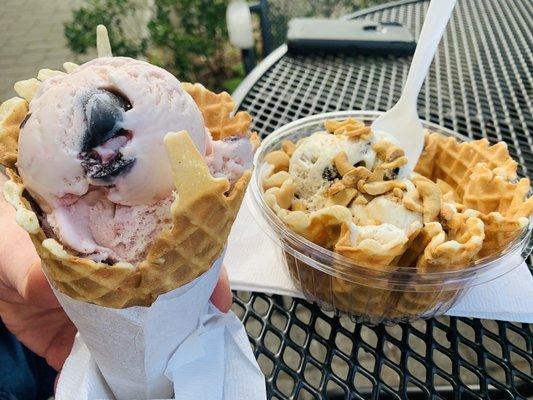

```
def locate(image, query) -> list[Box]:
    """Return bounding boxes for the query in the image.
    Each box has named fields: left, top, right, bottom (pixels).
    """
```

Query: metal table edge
left=232, top=45, right=288, bottom=107
left=231, top=0, right=424, bottom=107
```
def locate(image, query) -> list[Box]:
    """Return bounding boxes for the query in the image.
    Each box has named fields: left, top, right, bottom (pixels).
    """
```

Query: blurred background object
left=0, top=0, right=91, bottom=101
left=64, top=0, right=243, bottom=92
left=226, top=0, right=256, bottom=74
left=0, top=0, right=390, bottom=100
left=64, top=0, right=150, bottom=59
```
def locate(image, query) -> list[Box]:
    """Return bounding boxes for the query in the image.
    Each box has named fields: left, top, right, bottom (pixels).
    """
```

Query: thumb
left=210, top=266, right=233, bottom=313
left=22, top=261, right=60, bottom=309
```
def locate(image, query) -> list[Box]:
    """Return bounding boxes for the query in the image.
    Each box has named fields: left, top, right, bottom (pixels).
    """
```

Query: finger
left=22, top=260, right=60, bottom=309
left=46, top=321, right=77, bottom=371
left=210, top=266, right=233, bottom=313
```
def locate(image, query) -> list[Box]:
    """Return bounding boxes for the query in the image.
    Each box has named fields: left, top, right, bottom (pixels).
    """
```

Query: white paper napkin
left=55, top=255, right=266, bottom=400
left=225, top=192, right=533, bottom=323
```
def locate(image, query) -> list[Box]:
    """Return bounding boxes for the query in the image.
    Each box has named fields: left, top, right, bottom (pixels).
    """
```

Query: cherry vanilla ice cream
left=16, top=57, right=254, bottom=263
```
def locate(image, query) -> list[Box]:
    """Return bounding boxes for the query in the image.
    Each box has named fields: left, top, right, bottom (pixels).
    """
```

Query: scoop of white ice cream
left=351, top=196, right=423, bottom=232
left=289, top=132, right=376, bottom=209
left=348, top=223, right=408, bottom=249
left=17, top=57, right=206, bottom=211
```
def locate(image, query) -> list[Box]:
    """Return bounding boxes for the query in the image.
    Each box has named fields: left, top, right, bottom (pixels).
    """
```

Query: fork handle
left=401, top=0, right=457, bottom=105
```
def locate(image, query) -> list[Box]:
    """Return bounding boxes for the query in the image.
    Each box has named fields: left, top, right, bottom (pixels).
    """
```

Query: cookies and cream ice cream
left=288, top=129, right=398, bottom=210
left=14, top=57, right=254, bottom=263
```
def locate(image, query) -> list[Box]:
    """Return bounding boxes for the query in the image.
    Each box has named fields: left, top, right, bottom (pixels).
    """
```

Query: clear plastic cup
left=249, top=111, right=533, bottom=324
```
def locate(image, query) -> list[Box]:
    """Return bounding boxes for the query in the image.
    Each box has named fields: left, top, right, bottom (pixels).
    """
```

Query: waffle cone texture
left=415, top=132, right=533, bottom=256
left=1, top=69, right=253, bottom=308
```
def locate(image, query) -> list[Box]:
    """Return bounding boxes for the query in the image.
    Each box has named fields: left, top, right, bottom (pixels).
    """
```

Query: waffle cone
left=478, top=213, right=529, bottom=257
left=462, top=163, right=532, bottom=216
left=396, top=222, right=442, bottom=268
left=334, top=223, right=419, bottom=267
left=284, top=206, right=353, bottom=249
left=463, top=164, right=533, bottom=256
left=331, top=222, right=421, bottom=317
left=415, top=133, right=518, bottom=199
left=5, top=132, right=250, bottom=308
left=418, top=210, right=484, bottom=271
left=415, top=132, right=532, bottom=256
left=394, top=210, right=484, bottom=317
left=393, top=223, right=449, bottom=317
left=182, top=82, right=252, bottom=140
left=0, top=97, right=28, bottom=168
left=1, top=78, right=253, bottom=308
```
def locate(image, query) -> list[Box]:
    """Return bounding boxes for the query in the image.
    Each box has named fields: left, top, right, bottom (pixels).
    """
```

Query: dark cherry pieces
left=79, top=88, right=135, bottom=181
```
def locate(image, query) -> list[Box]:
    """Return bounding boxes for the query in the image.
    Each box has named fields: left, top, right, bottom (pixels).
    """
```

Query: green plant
left=147, top=0, right=241, bottom=91
left=64, top=0, right=148, bottom=58
left=64, top=0, right=243, bottom=91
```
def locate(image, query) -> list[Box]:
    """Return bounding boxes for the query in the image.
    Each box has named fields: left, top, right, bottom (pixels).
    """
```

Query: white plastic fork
left=371, top=0, right=457, bottom=175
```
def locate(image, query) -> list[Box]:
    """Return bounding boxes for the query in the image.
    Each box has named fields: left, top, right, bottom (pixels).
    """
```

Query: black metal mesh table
left=231, top=1, right=533, bottom=398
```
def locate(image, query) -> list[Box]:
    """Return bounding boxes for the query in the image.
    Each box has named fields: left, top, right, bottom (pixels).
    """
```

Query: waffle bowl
left=249, top=111, right=533, bottom=324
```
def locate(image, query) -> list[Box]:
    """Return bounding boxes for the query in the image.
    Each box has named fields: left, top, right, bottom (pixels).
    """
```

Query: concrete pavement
left=0, top=0, right=94, bottom=100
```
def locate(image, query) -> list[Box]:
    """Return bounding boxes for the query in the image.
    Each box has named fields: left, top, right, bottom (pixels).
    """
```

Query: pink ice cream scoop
left=17, top=57, right=253, bottom=263
left=17, top=57, right=207, bottom=210
left=205, top=134, right=255, bottom=184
